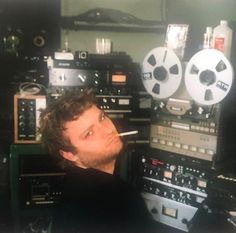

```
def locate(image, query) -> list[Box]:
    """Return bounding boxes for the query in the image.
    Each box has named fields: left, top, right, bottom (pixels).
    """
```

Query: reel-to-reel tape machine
left=142, top=47, right=233, bottom=110
left=138, top=46, right=235, bottom=232
left=141, top=47, right=234, bottom=165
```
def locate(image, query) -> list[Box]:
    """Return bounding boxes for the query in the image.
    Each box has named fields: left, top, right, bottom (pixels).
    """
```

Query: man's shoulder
left=63, top=167, right=136, bottom=198
left=53, top=167, right=155, bottom=233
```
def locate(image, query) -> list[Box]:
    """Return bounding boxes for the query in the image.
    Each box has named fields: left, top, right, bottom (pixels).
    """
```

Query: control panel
left=140, top=155, right=208, bottom=194
left=150, top=124, right=216, bottom=161
left=14, top=94, right=46, bottom=143
left=132, top=149, right=212, bottom=232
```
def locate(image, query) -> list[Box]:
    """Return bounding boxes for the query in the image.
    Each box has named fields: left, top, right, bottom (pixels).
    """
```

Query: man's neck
left=74, top=159, right=116, bottom=174
left=98, top=159, right=116, bottom=174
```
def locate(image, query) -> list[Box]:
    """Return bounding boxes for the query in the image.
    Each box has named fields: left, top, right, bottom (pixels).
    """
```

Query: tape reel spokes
left=185, top=49, right=233, bottom=105
left=142, top=47, right=183, bottom=99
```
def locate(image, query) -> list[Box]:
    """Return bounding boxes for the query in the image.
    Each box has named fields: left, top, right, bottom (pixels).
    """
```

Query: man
left=39, top=89, right=155, bottom=233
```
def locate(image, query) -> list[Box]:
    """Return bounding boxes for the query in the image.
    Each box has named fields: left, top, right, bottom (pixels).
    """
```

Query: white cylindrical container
left=96, top=38, right=111, bottom=54
left=212, top=20, right=232, bottom=59
left=203, top=26, right=213, bottom=49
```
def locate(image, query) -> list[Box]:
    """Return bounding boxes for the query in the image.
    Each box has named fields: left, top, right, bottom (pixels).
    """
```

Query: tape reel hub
left=199, top=70, right=216, bottom=86
left=154, top=66, right=168, bottom=81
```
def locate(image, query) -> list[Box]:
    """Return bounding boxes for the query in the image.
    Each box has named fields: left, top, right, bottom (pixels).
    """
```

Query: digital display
left=118, top=99, right=130, bottom=105
left=112, top=74, right=127, bottom=83
left=164, top=170, right=172, bottom=179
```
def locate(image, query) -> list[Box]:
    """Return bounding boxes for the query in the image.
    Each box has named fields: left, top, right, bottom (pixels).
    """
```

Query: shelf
left=60, top=18, right=166, bottom=33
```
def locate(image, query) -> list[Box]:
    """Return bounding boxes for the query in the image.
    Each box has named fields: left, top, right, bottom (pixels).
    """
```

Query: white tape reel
left=185, top=49, right=233, bottom=105
left=142, top=47, right=183, bottom=99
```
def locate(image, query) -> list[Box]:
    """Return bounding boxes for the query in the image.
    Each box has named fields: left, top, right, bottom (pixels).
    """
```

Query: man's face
left=61, top=105, right=123, bottom=171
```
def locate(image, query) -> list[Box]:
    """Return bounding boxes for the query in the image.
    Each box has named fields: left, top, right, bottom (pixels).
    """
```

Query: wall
left=60, top=0, right=236, bottom=64
left=166, top=0, right=236, bottom=62
left=60, top=0, right=166, bottom=63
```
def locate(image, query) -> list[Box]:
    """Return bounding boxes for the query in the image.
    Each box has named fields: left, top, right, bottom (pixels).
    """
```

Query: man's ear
left=59, top=149, right=86, bottom=168
left=59, top=149, right=77, bottom=162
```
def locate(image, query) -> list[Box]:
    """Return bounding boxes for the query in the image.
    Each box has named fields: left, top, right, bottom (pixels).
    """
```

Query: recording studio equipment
left=47, top=52, right=136, bottom=116
left=0, top=0, right=59, bottom=148
left=206, top=172, right=236, bottom=211
left=133, top=148, right=211, bottom=232
left=10, top=144, right=65, bottom=208
left=142, top=47, right=183, bottom=100
left=47, top=57, right=93, bottom=91
left=141, top=47, right=234, bottom=166
left=135, top=46, right=236, bottom=231
left=96, top=94, right=133, bottom=114
left=47, top=52, right=95, bottom=100
left=2, top=25, right=23, bottom=56
left=185, top=49, right=233, bottom=106
left=0, top=0, right=60, bottom=58
left=92, top=56, right=135, bottom=139
left=140, top=150, right=210, bottom=193
left=14, top=94, right=46, bottom=143
left=75, top=51, right=88, bottom=60
left=10, top=144, right=65, bottom=232
left=74, top=50, right=89, bottom=68
left=142, top=47, right=233, bottom=106
left=149, top=112, right=218, bottom=163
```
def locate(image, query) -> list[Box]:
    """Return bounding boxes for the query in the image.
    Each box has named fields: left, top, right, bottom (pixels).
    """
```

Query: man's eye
left=85, top=131, right=93, bottom=138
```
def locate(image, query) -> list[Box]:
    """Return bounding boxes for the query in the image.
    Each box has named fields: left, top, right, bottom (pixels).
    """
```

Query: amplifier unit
left=10, top=143, right=65, bottom=229
left=142, top=192, right=198, bottom=232
left=10, top=145, right=65, bottom=208
left=138, top=150, right=211, bottom=194
left=131, top=149, right=211, bottom=231
left=19, top=173, right=65, bottom=208
left=206, top=173, right=236, bottom=211
left=14, top=94, right=46, bottom=143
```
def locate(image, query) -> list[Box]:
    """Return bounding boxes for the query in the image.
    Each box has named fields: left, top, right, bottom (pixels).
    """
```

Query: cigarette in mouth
left=117, top=130, right=138, bottom=137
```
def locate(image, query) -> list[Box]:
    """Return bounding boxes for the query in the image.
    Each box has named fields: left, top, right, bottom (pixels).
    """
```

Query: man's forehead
left=63, top=105, right=101, bottom=130
left=80, top=105, right=101, bottom=118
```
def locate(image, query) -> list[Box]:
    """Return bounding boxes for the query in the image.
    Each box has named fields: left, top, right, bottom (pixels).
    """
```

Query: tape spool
left=142, top=47, right=183, bottom=99
left=185, top=49, right=233, bottom=105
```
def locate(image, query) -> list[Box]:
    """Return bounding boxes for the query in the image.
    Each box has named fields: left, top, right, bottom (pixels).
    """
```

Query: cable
left=18, top=82, right=46, bottom=96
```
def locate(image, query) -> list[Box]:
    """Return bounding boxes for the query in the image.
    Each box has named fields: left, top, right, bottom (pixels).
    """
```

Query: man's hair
left=39, top=89, right=96, bottom=168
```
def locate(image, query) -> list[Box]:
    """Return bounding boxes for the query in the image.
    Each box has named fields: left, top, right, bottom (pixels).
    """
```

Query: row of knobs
left=18, top=100, right=36, bottom=136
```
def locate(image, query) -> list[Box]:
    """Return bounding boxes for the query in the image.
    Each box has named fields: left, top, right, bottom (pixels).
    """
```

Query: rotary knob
left=170, top=165, right=176, bottom=172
